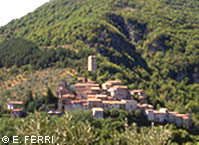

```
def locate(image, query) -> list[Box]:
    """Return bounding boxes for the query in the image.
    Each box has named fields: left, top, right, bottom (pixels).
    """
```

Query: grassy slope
left=0, top=68, right=76, bottom=103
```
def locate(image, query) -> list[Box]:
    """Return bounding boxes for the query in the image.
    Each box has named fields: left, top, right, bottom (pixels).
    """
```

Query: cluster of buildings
left=6, top=56, right=192, bottom=129
left=57, top=79, right=137, bottom=116
left=56, top=77, right=192, bottom=129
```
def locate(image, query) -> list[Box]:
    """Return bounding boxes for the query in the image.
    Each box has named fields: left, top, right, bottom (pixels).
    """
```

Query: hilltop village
left=7, top=56, right=192, bottom=129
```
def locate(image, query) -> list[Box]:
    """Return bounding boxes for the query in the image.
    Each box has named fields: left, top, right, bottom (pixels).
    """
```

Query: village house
left=137, top=103, right=153, bottom=111
left=58, top=94, right=76, bottom=111
left=144, top=109, right=154, bottom=121
left=168, top=111, right=178, bottom=124
left=121, top=99, right=137, bottom=112
left=10, top=109, right=23, bottom=118
left=130, top=89, right=145, bottom=96
left=74, top=83, right=100, bottom=98
left=92, top=107, right=104, bottom=119
left=102, top=101, right=124, bottom=110
left=7, top=101, right=23, bottom=110
left=87, top=98, right=102, bottom=109
left=108, top=85, right=129, bottom=100
left=95, top=94, right=108, bottom=100
left=102, top=80, right=122, bottom=90
left=82, top=103, right=89, bottom=110
left=175, top=114, right=192, bottom=129
left=153, top=110, right=166, bottom=123
left=181, top=114, right=192, bottom=129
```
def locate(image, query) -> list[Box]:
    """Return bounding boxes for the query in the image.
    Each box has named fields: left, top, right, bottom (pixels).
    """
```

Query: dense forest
left=1, top=0, right=199, bottom=144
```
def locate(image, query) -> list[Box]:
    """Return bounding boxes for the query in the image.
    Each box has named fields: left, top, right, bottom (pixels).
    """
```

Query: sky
left=0, top=0, right=50, bottom=27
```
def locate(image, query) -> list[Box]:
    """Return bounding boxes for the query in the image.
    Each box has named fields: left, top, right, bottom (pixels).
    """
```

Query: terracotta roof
left=87, top=95, right=96, bottom=98
left=75, top=83, right=99, bottom=87
left=138, top=103, right=153, bottom=108
left=91, top=87, right=101, bottom=90
left=176, top=114, right=190, bottom=119
left=8, top=101, right=23, bottom=105
left=112, top=85, right=128, bottom=89
left=71, top=100, right=81, bottom=104
left=92, top=107, right=104, bottom=111
left=87, top=98, right=101, bottom=102
left=82, top=103, right=88, bottom=106
left=169, top=111, right=178, bottom=114
left=62, top=94, right=75, bottom=98
left=96, top=94, right=108, bottom=98
left=153, top=111, right=166, bottom=114
left=11, top=109, right=22, bottom=112
left=105, top=80, right=122, bottom=84
left=139, top=96, right=145, bottom=99
left=102, top=101, right=126, bottom=104
left=121, top=99, right=137, bottom=103
left=130, top=89, right=144, bottom=93
left=107, top=96, right=114, bottom=100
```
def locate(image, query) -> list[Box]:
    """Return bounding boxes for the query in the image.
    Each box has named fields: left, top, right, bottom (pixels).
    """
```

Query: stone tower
left=88, top=55, right=97, bottom=72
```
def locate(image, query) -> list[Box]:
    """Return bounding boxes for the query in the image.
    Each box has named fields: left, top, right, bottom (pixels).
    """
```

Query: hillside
left=1, top=0, right=199, bottom=142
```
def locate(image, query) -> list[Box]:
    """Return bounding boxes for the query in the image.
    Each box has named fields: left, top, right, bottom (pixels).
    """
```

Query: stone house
left=175, top=114, right=183, bottom=127
left=74, top=83, right=100, bottom=98
left=144, top=109, right=154, bottom=121
left=130, top=89, right=145, bottom=96
left=92, top=107, right=104, bottom=119
left=121, top=99, right=137, bottom=112
left=10, top=109, right=23, bottom=118
left=175, top=114, right=192, bottom=129
left=8, top=101, right=23, bottom=110
left=137, top=103, right=153, bottom=111
left=87, top=98, right=102, bottom=109
left=102, top=80, right=122, bottom=90
left=108, top=85, right=129, bottom=100
left=168, top=112, right=178, bottom=124
left=95, top=94, right=108, bottom=100
left=102, top=101, right=125, bottom=110
left=153, top=111, right=166, bottom=123
left=71, top=100, right=83, bottom=110
left=82, top=103, right=89, bottom=110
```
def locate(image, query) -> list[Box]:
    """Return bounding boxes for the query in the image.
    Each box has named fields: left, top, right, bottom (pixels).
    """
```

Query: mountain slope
left=0, top=0, right=199, bottom=128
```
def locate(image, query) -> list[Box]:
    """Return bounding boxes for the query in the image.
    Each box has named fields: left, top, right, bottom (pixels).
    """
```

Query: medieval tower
left=88, top=55, right=97, bottom=72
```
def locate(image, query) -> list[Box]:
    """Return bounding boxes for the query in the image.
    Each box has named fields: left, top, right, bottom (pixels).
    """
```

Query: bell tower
left=88, top=55, right=97, bottom=72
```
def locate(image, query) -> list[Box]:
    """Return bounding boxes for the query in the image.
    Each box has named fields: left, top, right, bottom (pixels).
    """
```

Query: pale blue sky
left=0, top=0, right=50, bottom=27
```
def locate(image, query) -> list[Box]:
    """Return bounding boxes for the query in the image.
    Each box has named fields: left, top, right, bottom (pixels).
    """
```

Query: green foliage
left=16, top=111, right=172, bottom=145
left=23, top=88, right=58, bottom=113
left=111, top=123, right=172, bottom=145
left=17, top=112, right=98, bottom=145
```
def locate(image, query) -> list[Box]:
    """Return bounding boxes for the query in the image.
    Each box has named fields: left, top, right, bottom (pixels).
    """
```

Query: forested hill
left=1, top=0, right=199, bottom=130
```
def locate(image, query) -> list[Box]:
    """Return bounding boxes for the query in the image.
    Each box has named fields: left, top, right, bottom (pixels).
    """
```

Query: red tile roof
left=130, top=89, right=144, bottom=93
left=112, top=85, right=128, bottom=89
left=8, top=101, right=23, bottom=105
left=11, top=109, right=23, bottom=112
left=75, top=83, right=99, bottom=87
left=92, top=107, right=104, bottom=111
left=87, top=98, right=102, bottom=102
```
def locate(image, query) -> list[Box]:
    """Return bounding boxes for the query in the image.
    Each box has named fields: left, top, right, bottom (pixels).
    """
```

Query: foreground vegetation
left=0, top=109, right=191, bottom=145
